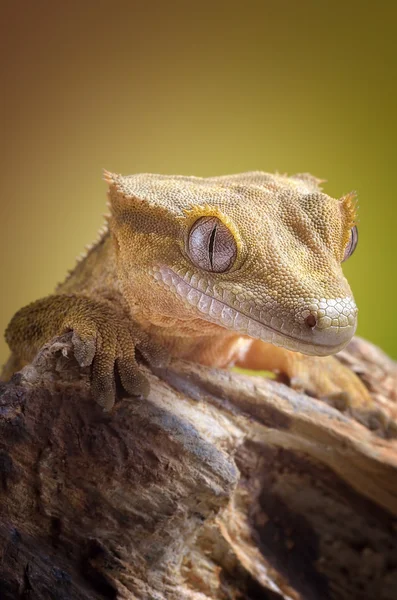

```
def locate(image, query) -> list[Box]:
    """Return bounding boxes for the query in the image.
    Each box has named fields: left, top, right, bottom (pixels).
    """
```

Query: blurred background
left=1, top=0, right=396, bottom=365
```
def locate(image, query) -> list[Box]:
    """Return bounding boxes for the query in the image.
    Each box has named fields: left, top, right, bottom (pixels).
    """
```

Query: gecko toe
left=134, top=333, right=170, bottom=368
left=72, top=332, right=96, bottom=367
left=91, top=352, right=116, bottom=410
left=116, top=356, right=150, bottom=399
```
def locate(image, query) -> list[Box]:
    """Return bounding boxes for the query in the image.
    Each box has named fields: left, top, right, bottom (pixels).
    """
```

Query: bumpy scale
left=3, top=170, right=370, bottom=411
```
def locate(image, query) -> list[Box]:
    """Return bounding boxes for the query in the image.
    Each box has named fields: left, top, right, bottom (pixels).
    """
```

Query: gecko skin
left=4, top=171, right=370, bottom=411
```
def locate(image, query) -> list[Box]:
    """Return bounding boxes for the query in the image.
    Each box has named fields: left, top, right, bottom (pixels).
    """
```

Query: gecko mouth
left=154, top=266, right=357, bottom=357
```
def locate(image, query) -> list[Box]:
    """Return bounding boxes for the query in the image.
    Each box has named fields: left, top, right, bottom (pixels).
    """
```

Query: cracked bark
left=0, top=335, right=396, bottom=600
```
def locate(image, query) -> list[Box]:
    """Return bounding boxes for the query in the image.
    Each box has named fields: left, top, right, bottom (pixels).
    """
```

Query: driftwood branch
left=0, top=335, right=396, bottom=600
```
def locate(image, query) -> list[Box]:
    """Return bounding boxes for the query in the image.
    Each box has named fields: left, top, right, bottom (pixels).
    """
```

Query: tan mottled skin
left=3, top=171, right=371, bottom=411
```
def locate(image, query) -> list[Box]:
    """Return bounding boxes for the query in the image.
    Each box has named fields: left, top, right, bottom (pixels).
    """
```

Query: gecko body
left=4, top=171, right=367, bottom=410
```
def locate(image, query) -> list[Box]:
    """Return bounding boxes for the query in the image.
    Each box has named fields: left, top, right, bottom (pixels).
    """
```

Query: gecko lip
left=154, top=266, right=356, bottom=357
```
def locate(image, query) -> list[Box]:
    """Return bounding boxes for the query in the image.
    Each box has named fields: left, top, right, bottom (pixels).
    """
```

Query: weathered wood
left=0, top=335, right=396, bottom=600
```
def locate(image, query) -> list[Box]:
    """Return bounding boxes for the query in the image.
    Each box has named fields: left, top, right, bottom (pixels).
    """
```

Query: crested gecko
left=3, top=170, right=369, bottom=411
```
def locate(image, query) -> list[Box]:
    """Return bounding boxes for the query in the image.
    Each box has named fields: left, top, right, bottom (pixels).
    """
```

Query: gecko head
left=106, top=170, right=358, bottom=356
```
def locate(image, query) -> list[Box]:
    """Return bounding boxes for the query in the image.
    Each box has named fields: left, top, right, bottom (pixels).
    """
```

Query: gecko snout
left=298, top=296, right=358, bottom=354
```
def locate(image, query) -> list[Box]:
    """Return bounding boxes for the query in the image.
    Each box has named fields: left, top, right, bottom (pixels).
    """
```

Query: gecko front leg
left=235, top=339, right=374, bottom=413
left=4, top=295, right=169, bottom=410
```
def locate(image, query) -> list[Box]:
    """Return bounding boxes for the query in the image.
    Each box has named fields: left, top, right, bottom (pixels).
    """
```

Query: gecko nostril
left=305, top=314, right=317, bottom=329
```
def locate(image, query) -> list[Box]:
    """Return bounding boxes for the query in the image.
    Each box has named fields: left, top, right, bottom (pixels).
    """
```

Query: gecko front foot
left=72, top=315, right=169, bottom=410
left=286, top=353, right=396, bottom=436
left=5, top=295, right=170, bottom=411
left=236, top=340, right=376, bottom=419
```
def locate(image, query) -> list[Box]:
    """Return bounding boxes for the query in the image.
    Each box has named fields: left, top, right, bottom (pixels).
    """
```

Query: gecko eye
left=342, top=225, right=358, bottom=262
left=188, top=216, right=237, bottom=272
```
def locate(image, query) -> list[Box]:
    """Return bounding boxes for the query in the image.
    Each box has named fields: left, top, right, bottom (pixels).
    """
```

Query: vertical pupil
left=208, top=224, right=217, bottom=269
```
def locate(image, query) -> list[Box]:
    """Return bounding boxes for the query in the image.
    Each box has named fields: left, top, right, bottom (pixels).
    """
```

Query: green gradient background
left=1, top=0, right=396, bottom=365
